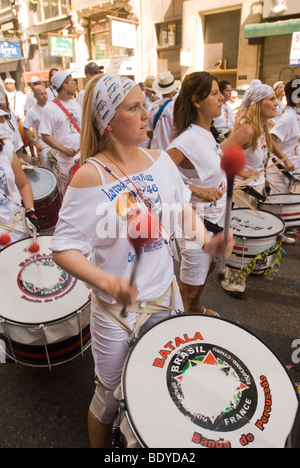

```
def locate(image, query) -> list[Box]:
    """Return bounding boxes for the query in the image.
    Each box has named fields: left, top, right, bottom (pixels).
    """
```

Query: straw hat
left=152, top=71, right=180, bottom=95
left=143, top=75, right=156, bottom=91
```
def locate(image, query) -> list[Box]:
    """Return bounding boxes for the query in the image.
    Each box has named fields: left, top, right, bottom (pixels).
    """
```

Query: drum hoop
left=229, top=208, right=285, bottom=240
left=121, top=314, right=299, bottom=448
left=25, top=167, right=58, bottom=202
left=0, top=300, right=90, bottom=328
left=261, top=194, right=300, bottom=207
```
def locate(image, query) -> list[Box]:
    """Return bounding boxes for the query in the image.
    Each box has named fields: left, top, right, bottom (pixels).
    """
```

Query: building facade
left=0, top=0, right=299, bottom=91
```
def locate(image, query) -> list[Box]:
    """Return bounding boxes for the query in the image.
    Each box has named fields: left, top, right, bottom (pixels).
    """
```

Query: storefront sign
left=49, top=36, right=73, bottom=57
left=111, top=19, right=137, bottom=49
left=0, top=41, right=22, bottom=59
left=290, top=31, right=300, bottom=66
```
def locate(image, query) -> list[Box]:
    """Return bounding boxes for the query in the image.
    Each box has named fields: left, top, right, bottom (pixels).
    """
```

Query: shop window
left=92, top=20, right=135, bottom=60
left=35, top=0, right=71, bottom=23
left=156, top=21, right=182, bottom=49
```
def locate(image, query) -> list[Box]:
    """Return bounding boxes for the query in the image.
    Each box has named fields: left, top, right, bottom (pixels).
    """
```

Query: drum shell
left=219, top=208, right=284, bottom=271
left=258, top=194, right=300, bottom=230
left=24, top=168, right=61, bottom=231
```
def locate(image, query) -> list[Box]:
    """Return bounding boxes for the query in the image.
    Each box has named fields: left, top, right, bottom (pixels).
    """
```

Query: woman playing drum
left=219, top=79, right=295, bottom=295
left=50, top=74, right=234, bottom=448
left=267, top=78, right=300, bottom=194
left=167, top=72, right=227, bottom=316
left=0, top=131, right=40, bottom=248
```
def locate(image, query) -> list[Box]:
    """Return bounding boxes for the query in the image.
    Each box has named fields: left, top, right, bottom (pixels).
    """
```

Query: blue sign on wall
left=0, top=41, right=22, bottom=59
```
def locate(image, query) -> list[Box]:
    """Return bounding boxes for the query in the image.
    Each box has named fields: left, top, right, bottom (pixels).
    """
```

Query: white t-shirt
left=213, top=103, right=235, bottom=133
left=0, top=139, right=21, bottom=227
left=235, top=131, right=268, bottom=187
left=270, top=107, right=300, bottom=168
left=5, top=90, right=26, bottom=120
left=46, top=87, right=58, bottom=102
left=168, top=124, right=227, bottom=223
left=147, top=97, right=175, bottom=151
left=23, top=104, right=45, bottom=144
left=0, top=118, right=23, bottom=152
left=76, top=89, right=85, bottom=108
left=24, top=92, right=37, bottom=111
left=39, top=99, right=81, bottom=163
left=50, top=150, right=191, bottom=303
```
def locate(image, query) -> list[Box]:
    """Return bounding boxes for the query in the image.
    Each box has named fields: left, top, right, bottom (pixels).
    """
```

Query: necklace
left=89, top=152, right=175, bottom=257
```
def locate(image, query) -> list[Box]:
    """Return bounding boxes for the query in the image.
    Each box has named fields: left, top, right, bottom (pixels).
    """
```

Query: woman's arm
left=11, top=151, right=34, bottom=210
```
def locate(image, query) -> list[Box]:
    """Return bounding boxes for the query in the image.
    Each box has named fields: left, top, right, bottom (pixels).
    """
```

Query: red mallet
left=28, top=228, right=40, bottom=253
left=120, top=211, right=161, bottom=318
left=219, top=145, right=246, bottom=281
left=0, top=233, right=11, bottom=246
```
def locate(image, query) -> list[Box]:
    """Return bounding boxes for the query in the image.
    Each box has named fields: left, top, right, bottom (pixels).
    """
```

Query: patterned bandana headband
left=241, top=79, right=274, bottom=109
left=92, top=75, right=137, bottom=136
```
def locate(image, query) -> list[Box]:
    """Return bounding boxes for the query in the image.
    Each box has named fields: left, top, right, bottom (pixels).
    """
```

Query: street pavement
left=0, top=240, right=299, bottom=448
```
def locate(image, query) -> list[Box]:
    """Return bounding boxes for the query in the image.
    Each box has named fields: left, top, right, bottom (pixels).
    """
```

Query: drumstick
left=265, top=178, right=280, bottom=192
left=218, top=146, right=246, bottom=281
left=120, top=211, right=161, bottom=318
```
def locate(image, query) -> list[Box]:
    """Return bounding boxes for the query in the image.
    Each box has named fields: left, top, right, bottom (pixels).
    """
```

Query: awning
left=244, top=18, right=300, bottom=39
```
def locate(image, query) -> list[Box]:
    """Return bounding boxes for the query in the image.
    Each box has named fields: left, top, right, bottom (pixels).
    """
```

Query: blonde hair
left=80, top=74, right=104, bottom=165
left=233, top=101, right=271, bottom=151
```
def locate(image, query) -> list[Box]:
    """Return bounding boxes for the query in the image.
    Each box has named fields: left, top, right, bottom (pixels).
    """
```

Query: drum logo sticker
left=18, top=253, right=77, bottom=302
left=166, top=343, right=258, bottom=435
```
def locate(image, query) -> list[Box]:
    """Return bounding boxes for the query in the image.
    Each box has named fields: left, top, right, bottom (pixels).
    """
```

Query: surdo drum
left=118, top=314, right=298, bottom=448
left=259, top=194, right=300, bottom=232
left=0, top=236, right=91, bottom=368
left=24, top=167, right=61, bottom=231
left=219, top=208, right=284, bottom=272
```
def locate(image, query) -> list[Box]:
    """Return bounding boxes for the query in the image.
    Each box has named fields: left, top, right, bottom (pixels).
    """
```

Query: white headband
left=241, top=80, right=274, bottom=110
left=92, top=75, right=137, bottom=137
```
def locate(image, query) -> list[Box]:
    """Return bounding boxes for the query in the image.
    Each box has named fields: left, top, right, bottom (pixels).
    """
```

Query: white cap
left=31, top=76, right=41, bottom=84
left=4, top=78, right=15, bottom=84
left=51, top=70, right=71, bottom=90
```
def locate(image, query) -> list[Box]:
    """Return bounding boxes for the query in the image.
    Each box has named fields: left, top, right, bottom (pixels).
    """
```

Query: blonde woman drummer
left=49, top=74, right=234, bottom=448
left=220, top=79, right=295, bottom=296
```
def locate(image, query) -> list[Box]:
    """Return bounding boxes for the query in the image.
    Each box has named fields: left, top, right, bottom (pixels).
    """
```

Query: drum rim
left=260, top=194, right=300, bottom=206
left=24, top=167, right=58, bottom=202
left=122, top=314, right=299, bottom=448
left=0, top=235, right=91, bottom=326
left=223, top=208, right=285, bottom=240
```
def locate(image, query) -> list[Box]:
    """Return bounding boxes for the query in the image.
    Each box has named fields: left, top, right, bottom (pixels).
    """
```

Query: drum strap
left=0, top=209, right=29, bottom=235
left=94, top=277, right=178, bottom=338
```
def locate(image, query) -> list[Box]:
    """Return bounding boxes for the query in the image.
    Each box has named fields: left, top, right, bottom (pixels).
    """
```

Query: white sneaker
left=282, top=234, right=296, bottom=245
left=221, top=267, right=246, bottom=295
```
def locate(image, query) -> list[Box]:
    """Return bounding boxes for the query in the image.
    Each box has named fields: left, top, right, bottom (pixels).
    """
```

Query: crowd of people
left=0, top=66, right=299, bottom=448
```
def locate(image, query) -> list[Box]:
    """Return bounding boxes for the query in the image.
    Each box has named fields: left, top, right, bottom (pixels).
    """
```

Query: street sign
left=49, top=36, right=73, bottom=57
left=289, top=31, right=300, bottom=66
left=0, top=41, right=22, bottom=59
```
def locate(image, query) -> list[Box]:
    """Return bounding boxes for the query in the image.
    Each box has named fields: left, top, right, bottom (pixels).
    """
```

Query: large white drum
left=0, top=236, right=91, bottom=368
left=259, top=194, right=300, bottom=231
left=120, top=314, right=299, bottom=448
left=219, top=208, right=284, bottom=271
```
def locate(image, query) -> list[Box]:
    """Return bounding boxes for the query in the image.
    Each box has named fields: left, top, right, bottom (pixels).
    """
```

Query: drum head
left=0, top=236, right=90, bottom=325
left=219, top=208, right=284, bottom=239
left=122, top=315, right=298, bottom=448
left=24, top=168, right=57, bottom=201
